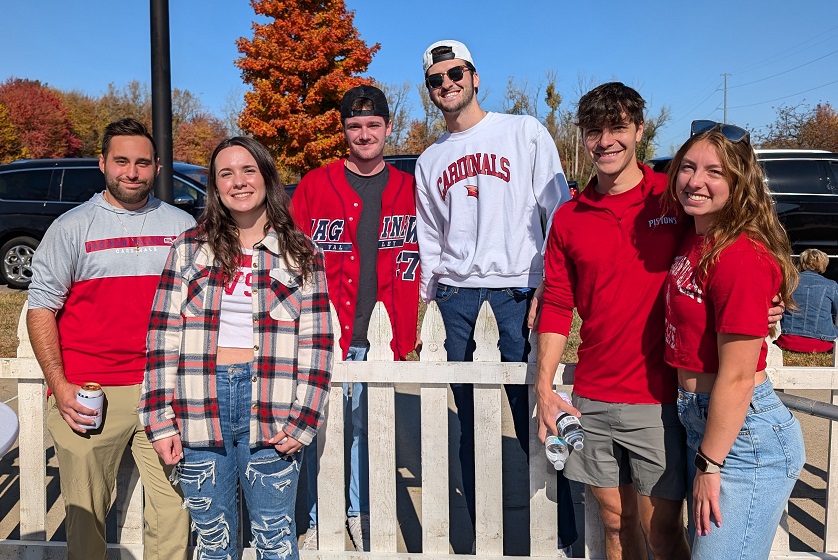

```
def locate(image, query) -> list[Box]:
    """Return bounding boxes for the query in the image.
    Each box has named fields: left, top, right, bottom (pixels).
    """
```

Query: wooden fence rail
left=1, top=301, right=837, bottom=559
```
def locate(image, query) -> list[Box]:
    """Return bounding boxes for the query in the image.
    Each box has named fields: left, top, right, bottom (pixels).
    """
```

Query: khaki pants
left=47, top=384, right=189, bottom=560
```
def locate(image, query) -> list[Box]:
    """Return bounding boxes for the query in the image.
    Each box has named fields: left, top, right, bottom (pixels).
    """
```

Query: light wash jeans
left=176, top=363, right=300, bottom=560
left=302, top=345, right=369, bottom=527
left=678, top=378, right=805, bottom=559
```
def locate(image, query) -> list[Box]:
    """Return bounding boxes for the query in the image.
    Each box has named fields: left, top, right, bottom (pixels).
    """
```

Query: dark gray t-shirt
left=345, top=165, right=389, bottom=347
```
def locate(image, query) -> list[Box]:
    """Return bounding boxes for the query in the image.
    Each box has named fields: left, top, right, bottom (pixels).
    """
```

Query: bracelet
left=697, top=446, right=725, bottom=467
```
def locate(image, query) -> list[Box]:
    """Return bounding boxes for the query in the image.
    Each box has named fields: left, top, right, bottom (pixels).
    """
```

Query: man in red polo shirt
left=535, top=82, right=692, bottom=560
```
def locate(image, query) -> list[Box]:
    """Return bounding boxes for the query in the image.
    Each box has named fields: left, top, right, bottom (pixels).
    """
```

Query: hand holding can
left=76, top=383, right=104, bottom=430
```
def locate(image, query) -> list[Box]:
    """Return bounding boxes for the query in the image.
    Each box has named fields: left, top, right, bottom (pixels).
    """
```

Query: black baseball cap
left=340, top=85, right=389, bottom=120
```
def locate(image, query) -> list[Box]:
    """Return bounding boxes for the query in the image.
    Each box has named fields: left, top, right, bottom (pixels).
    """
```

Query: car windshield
left=173, top=163, right=209, bottom=187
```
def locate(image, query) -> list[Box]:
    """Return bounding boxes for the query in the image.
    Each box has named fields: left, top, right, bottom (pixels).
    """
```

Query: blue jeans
left=176, top=363, right=300, bottom=559
left=436, top=284, right=577, bottom=548
left=678, top=378, right=805, bottom=560
left=302, top=345, right=369, bottom=527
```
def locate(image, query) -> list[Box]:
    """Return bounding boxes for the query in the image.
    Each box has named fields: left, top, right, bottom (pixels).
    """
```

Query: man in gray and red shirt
left=27, top=118, right=193, bottom=560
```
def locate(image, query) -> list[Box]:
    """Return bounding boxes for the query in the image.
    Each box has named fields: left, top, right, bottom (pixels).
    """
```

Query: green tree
left=236, top=0, right=380, bottom=174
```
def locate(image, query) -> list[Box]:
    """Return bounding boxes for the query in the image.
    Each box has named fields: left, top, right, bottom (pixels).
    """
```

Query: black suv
left=647, top=149, right=838, bottom=278
left=0, top=158, right=207, bottom=289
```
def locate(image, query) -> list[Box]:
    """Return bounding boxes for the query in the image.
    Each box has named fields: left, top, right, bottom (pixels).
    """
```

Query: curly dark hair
left=199, top=136, right=316, bottom=284
left=576, top=82, right=645, bottom=130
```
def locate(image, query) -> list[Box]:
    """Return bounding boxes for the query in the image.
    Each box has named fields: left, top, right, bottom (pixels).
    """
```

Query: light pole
left=150, top=0, right=173, bottom=204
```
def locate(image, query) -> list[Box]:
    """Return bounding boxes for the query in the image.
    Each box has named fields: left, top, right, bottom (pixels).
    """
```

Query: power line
left=732, top=25, right=838, bottom=75
left=727, top=79, right=838, bottom=109
left=657, top=82, right=726, bottom=153
left=667, top=81, right=723, bottom=127
left=729, top=48, right=838, bottom=89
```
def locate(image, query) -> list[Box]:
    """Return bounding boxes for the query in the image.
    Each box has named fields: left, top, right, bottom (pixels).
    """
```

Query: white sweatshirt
left=415, top=112, right=569, bottom=301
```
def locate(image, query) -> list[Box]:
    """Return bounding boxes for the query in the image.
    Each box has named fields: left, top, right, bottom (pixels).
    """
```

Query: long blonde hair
left=664, top=130, right=798, bottom=306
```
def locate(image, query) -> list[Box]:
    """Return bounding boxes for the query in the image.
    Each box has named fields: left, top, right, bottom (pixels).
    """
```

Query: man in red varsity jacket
left=292, top=85, right=420, bottom=552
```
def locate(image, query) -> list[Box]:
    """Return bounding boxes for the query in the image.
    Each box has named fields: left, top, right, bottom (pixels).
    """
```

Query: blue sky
left=2, top=1, right=836, bottom=155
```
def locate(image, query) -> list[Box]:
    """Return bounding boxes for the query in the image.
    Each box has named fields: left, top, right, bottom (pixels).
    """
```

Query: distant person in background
left=777, top=248, right=838, bottom=353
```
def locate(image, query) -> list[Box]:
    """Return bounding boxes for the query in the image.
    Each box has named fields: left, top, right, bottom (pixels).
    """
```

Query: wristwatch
left=694, top=447, right=724, bottom=474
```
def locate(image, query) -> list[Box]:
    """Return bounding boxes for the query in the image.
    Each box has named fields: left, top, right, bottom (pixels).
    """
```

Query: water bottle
left=556, top=412, right=584, bottom=451
left=545, top=435, right=570, bottom=470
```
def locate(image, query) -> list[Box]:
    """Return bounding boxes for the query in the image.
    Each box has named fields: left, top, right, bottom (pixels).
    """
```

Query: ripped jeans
left=175, top=363, right=300, bottom=560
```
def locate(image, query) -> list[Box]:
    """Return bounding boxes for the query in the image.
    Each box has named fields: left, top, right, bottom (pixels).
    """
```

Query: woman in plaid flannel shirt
left=140, top=137, right=334, bottom=559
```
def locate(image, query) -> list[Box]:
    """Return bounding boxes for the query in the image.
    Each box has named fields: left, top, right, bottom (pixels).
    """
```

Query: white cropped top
left=218, top=249, right=254, bottom=348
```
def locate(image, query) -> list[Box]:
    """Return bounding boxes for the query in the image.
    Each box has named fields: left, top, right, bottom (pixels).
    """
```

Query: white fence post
left=316, top=307, right=346, bottom=552
left=419, top=302, right=451, bottom=554
left=15, top=302, right=46, bottom=543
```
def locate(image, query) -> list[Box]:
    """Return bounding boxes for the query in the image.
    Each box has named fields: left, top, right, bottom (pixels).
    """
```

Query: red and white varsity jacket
left=292, top=160, right=420, bottom=360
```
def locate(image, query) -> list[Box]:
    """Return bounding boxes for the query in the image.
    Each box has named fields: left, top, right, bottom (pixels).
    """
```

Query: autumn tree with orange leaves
left=236, top=0, right=379, bottom=176
left=0, top=78, right=82, bottom=159
left=174, top=114, right=228, bottom=166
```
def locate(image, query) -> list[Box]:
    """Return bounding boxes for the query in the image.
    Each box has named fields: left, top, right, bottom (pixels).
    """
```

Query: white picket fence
left=1, top=301, right=837, bottom=559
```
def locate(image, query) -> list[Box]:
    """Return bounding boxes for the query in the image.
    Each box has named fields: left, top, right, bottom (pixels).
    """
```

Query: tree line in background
left=3, top=0, right=837, bottom=184
left=0, top=78, right=231, bottom=166
left=756, top=102, right=838, bottom=153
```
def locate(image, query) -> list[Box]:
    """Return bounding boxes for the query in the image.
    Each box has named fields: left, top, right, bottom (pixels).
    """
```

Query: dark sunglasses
left=425, top=65, right=472, bottom=89
left=690, top=119, right=750, bottom=144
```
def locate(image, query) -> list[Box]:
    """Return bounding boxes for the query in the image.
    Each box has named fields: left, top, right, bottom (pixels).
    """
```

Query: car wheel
left=1, top=236, right=38, bottom=289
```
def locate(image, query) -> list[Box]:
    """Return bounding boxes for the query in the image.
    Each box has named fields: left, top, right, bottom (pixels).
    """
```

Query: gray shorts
left=563, top=395, right=687, bottom=501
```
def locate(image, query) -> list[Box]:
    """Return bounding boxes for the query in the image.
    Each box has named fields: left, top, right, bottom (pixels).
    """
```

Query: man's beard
left=437, top=84, right=475, bottom=115
left=104, top=174, right=154, bottom=206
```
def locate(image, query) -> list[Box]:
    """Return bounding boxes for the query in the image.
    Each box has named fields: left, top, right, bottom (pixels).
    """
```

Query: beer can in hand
left=77, top=383, right=104, bottom=429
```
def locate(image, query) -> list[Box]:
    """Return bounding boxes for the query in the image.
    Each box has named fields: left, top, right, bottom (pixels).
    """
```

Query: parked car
left=0, top=158, right=208, bottom=289
left=646, top=149, right=838, bottom=279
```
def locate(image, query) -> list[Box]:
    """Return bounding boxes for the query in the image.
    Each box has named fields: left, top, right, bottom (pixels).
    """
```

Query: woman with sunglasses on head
left=140, top=136, right=333, bottom=559
left=663, top=121, right=804, bottom=559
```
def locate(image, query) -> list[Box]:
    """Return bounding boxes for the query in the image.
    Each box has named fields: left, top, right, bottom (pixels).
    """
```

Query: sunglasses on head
left=425, top=65, right=472, bottom=89
left=690, top=119, right=750, bottom=144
